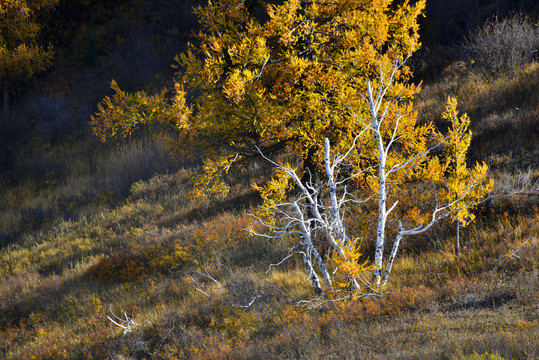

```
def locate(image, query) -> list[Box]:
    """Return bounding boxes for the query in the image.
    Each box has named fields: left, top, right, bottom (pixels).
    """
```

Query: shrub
left=463, top=14, right=538, bottom=74
left=361, top=285, right=435, bottom=316
left=451, top=349, right=506, bottom=360
left=86, top=228, right=189, bottom=283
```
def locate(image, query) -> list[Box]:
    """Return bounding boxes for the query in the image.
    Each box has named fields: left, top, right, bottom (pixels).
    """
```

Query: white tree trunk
left=293, top=201, right=331, bottom=292
left=325, top=138, right=347, bottom=244
left=373, top=165, right=387, bottom=285
left=302, top=242, right=323, bottom=295
left=368, top=79, right=388, bottom=286
left=381, top=225, right=404, bottom=286
left=455, top=220, right=460, bottom=256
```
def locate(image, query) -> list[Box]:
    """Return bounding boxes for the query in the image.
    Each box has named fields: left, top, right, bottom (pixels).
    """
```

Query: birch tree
left=360, top=61, right=493, bottom=285
left=441, top=96, right=477, bottom=256
left=250, top=135, right=374, bottom=296
left=253, top=57, right=493, bottom=292
left=90, top=0, right=493, bottom=292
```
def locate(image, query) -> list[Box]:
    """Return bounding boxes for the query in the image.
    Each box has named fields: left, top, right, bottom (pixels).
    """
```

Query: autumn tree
left=440, top=96, right=492, bottom=256
left=249, top=136, right=376, bottom=296
left=252, top=62, right=493, bottom=292
left=92, top=0, right=492, bottom=293
left=359, top=70, right=493, bottom=286
left=0, top=0, right=57, bottom=140
left=92, top=0, right=425, bottom=188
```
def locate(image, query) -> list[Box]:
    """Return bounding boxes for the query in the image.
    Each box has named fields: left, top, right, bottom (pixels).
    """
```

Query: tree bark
left=372, top=114, right=387, bottom=286
left=373, top=156, right=386, bottom=285
left=294, top=201, right=329, bottom=295
left=381, top=231, right=403, bottom=286
left=455, top=220, right=460, bottom=256
left=302, top=242, right=324, bottom=296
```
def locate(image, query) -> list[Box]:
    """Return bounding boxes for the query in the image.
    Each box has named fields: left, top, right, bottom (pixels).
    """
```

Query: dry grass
left=416, top=61, right=539, bottom=171
left=1, top=59, right=538, bottom=359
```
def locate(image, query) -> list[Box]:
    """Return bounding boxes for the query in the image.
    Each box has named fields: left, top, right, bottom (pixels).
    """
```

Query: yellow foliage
left=91, top=0, right=427, bottom=200
left=190, top=153, right=237, bottom=201
left=442, top=96, right=494, bottom=225
left=251, top=165, right=294, bottom=223
left=0, top=0, right=57, bottom=80
left=330, top=238, right=375, bottom=288
left=35, top=327, right=46, bottom=337
left=90, top=80, right=170, bottom=142
left=90, top=296, right=102, bottom=314
left=405, top=207, right=429, bottom=224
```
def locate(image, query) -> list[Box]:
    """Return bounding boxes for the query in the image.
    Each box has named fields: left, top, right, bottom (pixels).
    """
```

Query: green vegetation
left=0, top=1, right=537, bottom=359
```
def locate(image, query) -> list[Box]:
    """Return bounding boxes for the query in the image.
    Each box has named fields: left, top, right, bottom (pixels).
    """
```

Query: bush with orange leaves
left=86, top=228, right=189, bottom=283
left=362, top=285, right=435, bottom=316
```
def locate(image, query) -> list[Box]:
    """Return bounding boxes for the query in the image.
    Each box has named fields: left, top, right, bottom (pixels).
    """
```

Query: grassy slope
left=1, top=62, right=537, bottom=359
left=0, top=17, right=538, bottom=360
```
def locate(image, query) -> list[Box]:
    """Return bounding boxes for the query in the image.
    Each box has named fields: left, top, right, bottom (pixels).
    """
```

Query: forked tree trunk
left=302, top=242, right=323, bottom=296
left=293, top=201, right=330, bottom=295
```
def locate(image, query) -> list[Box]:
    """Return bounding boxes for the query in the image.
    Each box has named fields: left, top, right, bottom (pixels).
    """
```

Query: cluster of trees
left=0, top=0, right=166, bottom=146
left=1, top=0, right=58, bottom=141
left=92, top=0, right=492, bottom=295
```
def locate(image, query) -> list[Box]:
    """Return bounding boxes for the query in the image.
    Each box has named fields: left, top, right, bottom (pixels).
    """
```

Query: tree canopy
left=1, top=0, right=58, bottom=140
left=93, top=0, right=426, bottom=189
left=0, top=0, right=57, bottom=82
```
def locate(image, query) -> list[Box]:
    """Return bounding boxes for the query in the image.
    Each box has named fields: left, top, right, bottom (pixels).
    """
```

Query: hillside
left=0, top=0, right=538, bottom=359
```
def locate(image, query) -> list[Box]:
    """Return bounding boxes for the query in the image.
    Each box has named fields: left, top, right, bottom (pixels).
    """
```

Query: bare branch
left=108, top=308, right=138, bottom=335
left=233, top=295, right=261, bottom=309
left=258, top=251, right=306, bottom=274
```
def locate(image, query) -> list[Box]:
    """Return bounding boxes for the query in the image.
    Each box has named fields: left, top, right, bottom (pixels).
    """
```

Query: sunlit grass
left=1, top=60, right=538, bottom=359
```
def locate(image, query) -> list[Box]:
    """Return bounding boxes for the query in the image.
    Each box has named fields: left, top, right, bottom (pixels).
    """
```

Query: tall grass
left=103, top=140, right=178, bottom=197
left=417, top=62, right=538, bottom=171
left=0, top=138, right=179, bottom=248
